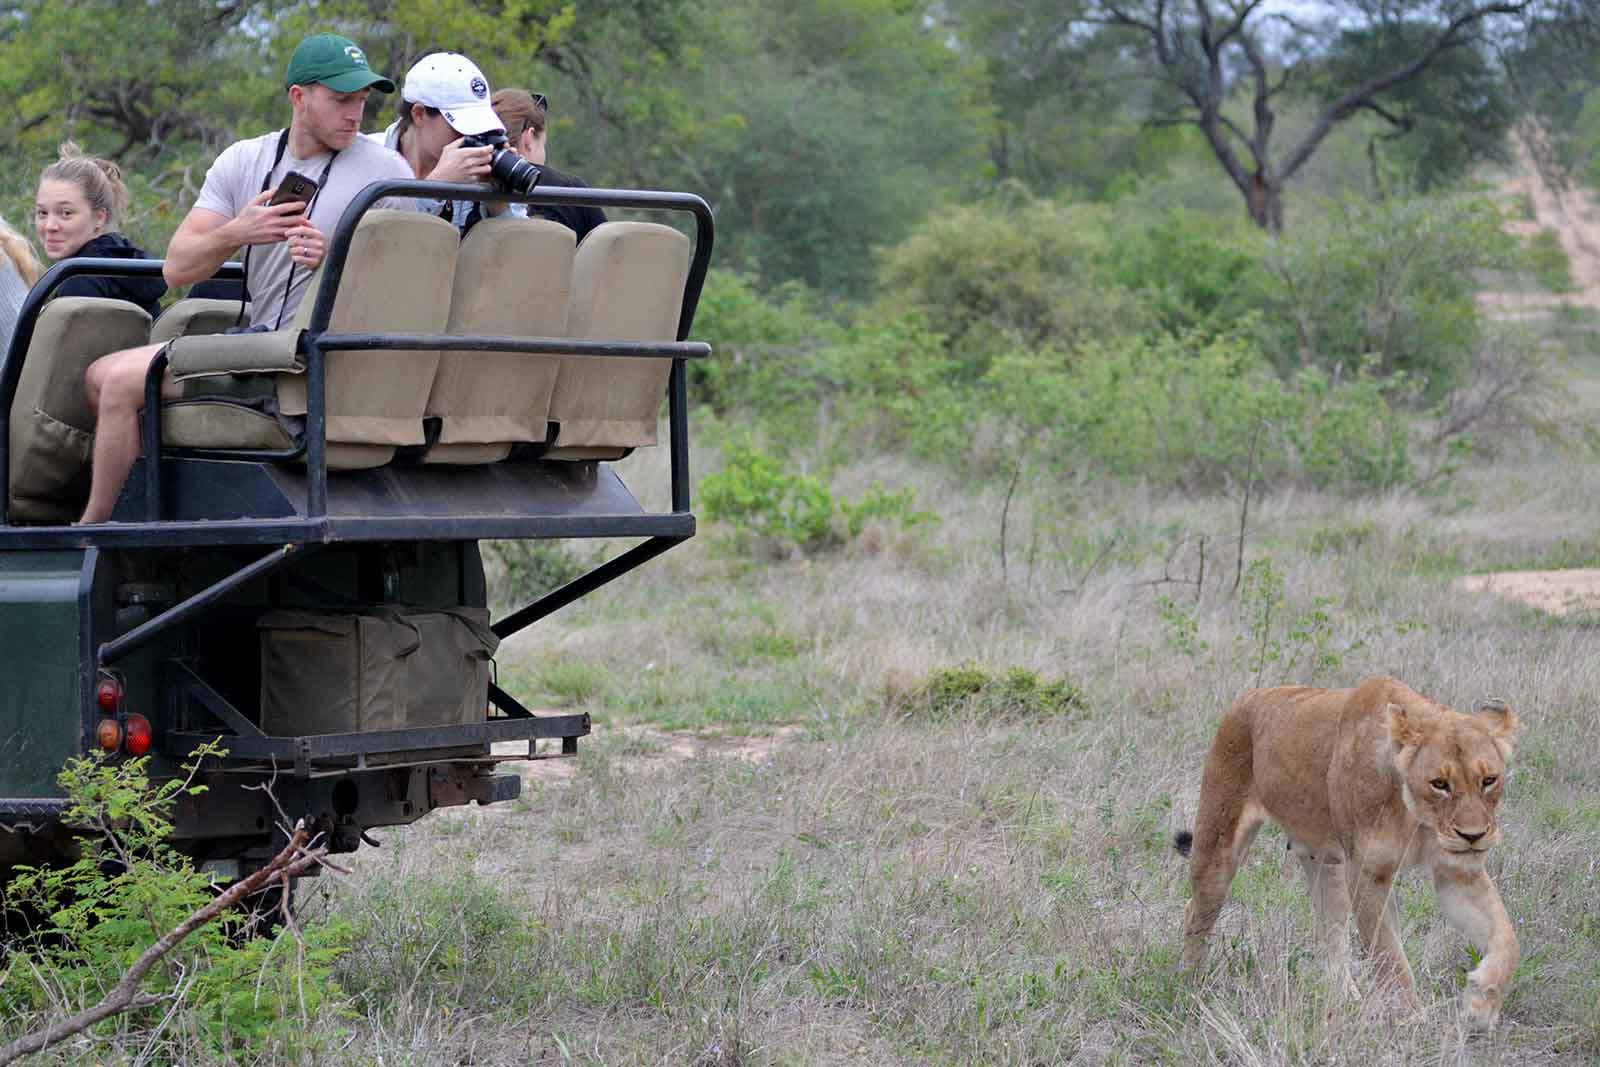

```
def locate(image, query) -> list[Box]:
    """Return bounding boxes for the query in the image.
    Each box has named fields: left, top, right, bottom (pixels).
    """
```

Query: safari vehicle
left=0, top=178, right=712, bottom=884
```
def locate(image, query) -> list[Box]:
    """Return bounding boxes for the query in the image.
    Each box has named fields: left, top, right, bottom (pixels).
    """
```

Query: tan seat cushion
left=545, top=222, right=690, bottom=457
left=159, top=210, right=459, bottom=466
left=8, top=297, right=152, bottom=522
left=150, top=298, right=248, bottom=345
left=424, top=217, right=574, bottom=464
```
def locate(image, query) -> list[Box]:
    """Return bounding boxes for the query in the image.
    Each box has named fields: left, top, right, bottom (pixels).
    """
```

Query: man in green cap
left=76, top=33, right=416, bottom=524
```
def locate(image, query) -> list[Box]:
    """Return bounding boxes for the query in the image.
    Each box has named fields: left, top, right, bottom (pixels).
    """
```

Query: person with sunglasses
left=491, top=89, right=606, bottom=244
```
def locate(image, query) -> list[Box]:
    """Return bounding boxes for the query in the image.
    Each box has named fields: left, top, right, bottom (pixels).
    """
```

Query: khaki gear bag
left=258, top=606, right=498, bottom=736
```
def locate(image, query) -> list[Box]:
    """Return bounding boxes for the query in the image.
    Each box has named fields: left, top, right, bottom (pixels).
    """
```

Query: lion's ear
left=1477, top=699, right=1519, bottom=760
left=1382, top=702, right=1420, bottom=750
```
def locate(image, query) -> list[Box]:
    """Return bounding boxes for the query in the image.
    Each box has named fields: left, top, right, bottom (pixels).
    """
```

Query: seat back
left=150, top=298, right=247, bottom=345
left=8, top=297, right=152, bottom=522
left=424, top=217, right=574, bottom=464
left=545, top=222, right=690, bottom=459
left=275, top=209, right=459, bottom=465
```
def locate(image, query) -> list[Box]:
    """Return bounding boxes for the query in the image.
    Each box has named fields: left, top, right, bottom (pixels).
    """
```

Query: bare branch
left=1277, top=0, right=1536, bottom=183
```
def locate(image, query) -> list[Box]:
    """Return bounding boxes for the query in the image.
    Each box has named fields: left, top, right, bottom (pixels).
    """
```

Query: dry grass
left=258, top=343, right=1600, bottom=1064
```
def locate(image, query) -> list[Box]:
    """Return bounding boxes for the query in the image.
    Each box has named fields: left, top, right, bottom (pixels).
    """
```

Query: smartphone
left=268, top=170, right=318, bottom=208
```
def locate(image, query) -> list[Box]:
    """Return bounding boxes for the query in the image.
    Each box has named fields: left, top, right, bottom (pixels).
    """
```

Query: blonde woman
left=0, top=216, right=42, bottom=358
left=35, top=142, right=165, bottom=317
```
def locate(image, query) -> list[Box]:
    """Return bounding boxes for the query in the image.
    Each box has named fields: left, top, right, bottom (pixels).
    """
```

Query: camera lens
left=487, top=148, right=542, bottom=196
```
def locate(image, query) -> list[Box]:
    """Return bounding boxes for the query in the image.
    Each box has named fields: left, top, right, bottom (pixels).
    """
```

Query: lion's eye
left=1429, top=778, right=1451, bottom=793
left=1482, top=776, right=1498, bottom=789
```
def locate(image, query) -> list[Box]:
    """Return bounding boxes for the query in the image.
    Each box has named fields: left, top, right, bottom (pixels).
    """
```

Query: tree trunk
left=1245, top=171, right=1284, bottom=232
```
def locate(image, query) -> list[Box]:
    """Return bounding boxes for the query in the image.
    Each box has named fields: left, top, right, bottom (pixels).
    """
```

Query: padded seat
left=150, top=298, right=249, bottom=345
left=423, top=217, right=574, bottom=464
left=545, top=222, right=691, bottom=460
left=7, top=297, right=153, bottom=523
left=160, top=210, right=458, bottom=469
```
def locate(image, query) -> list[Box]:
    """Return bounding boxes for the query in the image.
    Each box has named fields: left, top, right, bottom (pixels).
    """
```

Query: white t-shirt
left=193, top=129, right=416, bottom=329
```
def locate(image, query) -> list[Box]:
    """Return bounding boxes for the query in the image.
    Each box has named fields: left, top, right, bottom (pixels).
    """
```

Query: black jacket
left=532, top=166, right=608, bottom=245
left=55, top=233, right=166, bottom=319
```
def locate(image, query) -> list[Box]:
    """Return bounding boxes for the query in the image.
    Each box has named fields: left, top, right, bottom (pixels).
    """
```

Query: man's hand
left=228, top=190, right=310, bottom=247
left=285, top=222, right=328, bottom=271
left=426, top=137, right=493, bottom=184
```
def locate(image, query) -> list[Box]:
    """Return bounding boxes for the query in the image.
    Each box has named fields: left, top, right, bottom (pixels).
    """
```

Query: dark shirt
left=532, top=165, right=607, bottom=245
left=54, top=232, right=166, bottom=319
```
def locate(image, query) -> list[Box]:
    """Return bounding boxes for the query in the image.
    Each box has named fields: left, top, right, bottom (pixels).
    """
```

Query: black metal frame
left=0, top=180, right=714, bottom=765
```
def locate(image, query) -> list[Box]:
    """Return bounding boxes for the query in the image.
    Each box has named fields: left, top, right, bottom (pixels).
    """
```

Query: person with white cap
left=372, top=52, right=526, bottom=233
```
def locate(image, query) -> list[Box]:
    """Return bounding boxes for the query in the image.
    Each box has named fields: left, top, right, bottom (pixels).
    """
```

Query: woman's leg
left=79, top=343, right=177, bottom=523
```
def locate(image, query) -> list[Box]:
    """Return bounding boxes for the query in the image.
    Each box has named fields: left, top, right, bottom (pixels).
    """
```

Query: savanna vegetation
left=6, top=0, right=1600, bottom=1062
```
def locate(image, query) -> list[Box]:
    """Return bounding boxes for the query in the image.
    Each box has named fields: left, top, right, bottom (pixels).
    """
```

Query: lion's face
left=1386, top=700, right=1517, bottom=854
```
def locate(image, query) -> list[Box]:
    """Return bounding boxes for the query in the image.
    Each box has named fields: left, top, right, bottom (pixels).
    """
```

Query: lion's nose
left=1458, top=828, right=1488, bottom=844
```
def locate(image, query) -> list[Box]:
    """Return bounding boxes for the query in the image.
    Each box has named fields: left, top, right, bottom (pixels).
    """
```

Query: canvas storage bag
left=258, top=606, right=499, bottom=736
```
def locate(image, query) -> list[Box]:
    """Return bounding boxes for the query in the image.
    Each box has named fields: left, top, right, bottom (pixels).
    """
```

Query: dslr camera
left=460, top=132, right=543, bottom=196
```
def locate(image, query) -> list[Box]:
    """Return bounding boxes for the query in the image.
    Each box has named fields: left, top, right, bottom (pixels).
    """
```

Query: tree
left=1085, top=0, right=1538, bottom=229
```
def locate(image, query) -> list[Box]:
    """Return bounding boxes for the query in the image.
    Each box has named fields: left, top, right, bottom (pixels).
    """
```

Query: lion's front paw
left=1463, top=974, right=1502, bottom=1031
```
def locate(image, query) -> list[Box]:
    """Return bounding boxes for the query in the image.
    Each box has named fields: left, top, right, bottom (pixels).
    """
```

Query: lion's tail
left=1173, top=830, right=1194, bottom=858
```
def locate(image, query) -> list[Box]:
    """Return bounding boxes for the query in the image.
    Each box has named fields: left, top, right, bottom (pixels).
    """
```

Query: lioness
left=1176, top=676, right=1519, bottom=1027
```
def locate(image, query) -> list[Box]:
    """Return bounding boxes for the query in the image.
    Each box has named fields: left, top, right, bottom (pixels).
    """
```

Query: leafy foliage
left=896, top=664, right=1088, bottom=722
left=700, top=440, right=933, bottom=555
left=0, top=748, right=351, bottom=1058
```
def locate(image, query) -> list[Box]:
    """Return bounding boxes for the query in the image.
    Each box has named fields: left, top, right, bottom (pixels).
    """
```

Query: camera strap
left=236, top=128, right=339, bottom=330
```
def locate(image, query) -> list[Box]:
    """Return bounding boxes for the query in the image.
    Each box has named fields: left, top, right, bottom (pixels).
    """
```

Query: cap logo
left=470, top=76, right=488, bottom=98
left=345, top=45, right=367, bottom=66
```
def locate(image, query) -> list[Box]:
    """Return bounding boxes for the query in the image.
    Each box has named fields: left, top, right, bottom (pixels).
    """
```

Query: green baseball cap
left=284, top=34, right=396, bottom=93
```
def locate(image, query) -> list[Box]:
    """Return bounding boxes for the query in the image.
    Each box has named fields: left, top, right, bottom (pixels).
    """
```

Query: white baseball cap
left=401, top=53, right=504, bottom=136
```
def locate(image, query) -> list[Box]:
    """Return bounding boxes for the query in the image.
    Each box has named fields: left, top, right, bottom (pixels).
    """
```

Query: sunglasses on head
left=531, top=93, right=548, bottom=111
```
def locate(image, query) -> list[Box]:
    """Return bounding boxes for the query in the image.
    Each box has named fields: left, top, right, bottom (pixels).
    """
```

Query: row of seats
left=6, top=213, right=692, bottom=523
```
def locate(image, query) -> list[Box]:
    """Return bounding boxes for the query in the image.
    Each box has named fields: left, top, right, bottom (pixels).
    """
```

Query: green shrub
left=688, top=268, right=840, bottom=415
left=700, top=441, right=934, bottom=555
left=984, top=325, right=1411, bottom=491
left=1526, top=228, right=1576, bottom=293
left=1262, top=194, right=1512, bottom=397
left=873, top=196, right=1155, bottom=379
left=1, top=748, right=349, bottom=1059
left=701, top=441, right=838, bottom=551
left=898, top=664, right=1087, bottom=722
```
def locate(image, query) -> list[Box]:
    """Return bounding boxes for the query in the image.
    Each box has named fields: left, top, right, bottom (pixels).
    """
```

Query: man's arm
left=163, top=194, right=308, bottom=288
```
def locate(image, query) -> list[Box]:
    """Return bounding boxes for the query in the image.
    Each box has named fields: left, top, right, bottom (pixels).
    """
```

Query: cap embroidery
left=344, top=45, right=367, bottom=66
left=470, top=77, right=488, bottom=98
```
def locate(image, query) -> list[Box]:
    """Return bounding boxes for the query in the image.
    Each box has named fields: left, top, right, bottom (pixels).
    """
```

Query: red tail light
left=96, top=717, right=124, bottom=752
left=124, top=714, right=152, bottom=756
left=96, top=676, right=123, bottom=713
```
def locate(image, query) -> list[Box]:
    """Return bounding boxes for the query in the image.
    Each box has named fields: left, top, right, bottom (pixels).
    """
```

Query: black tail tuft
left=1173, top=830, right=1194, bottom=858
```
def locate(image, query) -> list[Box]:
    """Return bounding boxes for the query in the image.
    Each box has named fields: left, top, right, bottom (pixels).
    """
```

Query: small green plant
left=701, top=441, right=933, bottom=555
left=1156, top=594, right=1208, bottom=659
left=2, top=746, right=350, bottom=1059
left=898, top=664, right=1087, bottom=722
left=1527, top=228, right=1576, bottom=293
left=1237, top=557, right=1287, bottom=685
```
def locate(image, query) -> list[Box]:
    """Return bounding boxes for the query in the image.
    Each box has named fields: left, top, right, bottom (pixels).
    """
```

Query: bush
left=872, top=195, right=1156, bottom=379
left=1262, top=194, right=1513, bottom=397
left=1526, top=228, right=1576, bottom=293
left=687, top=268, right=840, bottom=416
left=896, top=664, right=1087, bottom=722
left=700, top=440, right=933, bottom=555
left=984, top=326, right=1411, bottom=491
left=1, top=749, right=350, bottom=1059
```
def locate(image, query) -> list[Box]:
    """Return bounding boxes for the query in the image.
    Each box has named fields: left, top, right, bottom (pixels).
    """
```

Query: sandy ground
left=1453, top=133, right=1600, bottom=617
left=1480, top=128, right=1600, bottom=314
left=1453, top=569, right=1600, bottom=616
